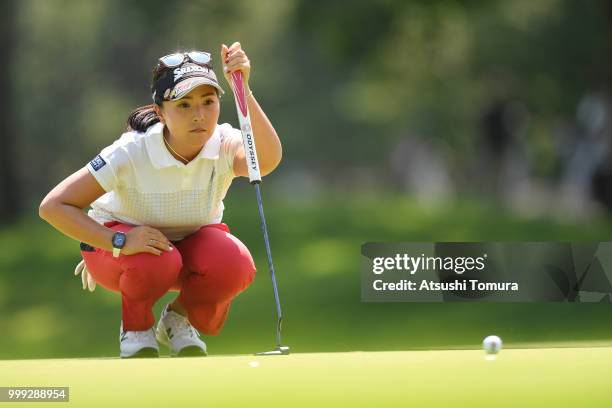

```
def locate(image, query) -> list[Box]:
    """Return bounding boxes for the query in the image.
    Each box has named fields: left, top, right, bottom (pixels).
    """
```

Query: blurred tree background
left=1, top=0, right=612, bottom=359
left=3, top=0, right=612, bottom=216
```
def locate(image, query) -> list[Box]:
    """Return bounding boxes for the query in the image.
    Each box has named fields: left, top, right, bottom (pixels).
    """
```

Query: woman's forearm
left=246, top=89, right=282, bottom=174
left=39, top=202, right=115, bottom=251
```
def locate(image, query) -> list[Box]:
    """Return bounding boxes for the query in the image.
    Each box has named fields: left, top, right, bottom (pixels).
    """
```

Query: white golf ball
left=483, top=335, right=502, bottom=354
left=249, top=361, right=260, bottom=368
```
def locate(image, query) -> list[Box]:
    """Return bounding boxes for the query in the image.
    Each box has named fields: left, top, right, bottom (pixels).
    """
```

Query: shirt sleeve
left=86, top=141, right=128, bottom=192
left=219, top=123, right=244, bottom=177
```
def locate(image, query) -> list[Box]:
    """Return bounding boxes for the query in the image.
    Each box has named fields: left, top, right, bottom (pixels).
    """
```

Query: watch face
left=113, top=233, right=126, bottom=248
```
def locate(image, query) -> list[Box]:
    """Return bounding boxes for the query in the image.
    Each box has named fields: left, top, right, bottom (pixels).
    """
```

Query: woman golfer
left=39, top=43, right=282, bottom=358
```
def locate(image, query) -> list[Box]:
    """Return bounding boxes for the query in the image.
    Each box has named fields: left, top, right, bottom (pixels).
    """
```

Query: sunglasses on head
left=158, top=51, right=212, bottom=68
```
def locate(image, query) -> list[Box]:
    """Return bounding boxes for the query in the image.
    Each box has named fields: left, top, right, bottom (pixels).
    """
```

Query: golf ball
left=483, top=335, right=502, bottom=354
left=249, top=361, right=260, bottom=368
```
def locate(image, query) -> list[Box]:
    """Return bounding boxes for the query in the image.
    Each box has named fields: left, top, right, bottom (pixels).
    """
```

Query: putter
left=230, top=70, right=290, bottom=356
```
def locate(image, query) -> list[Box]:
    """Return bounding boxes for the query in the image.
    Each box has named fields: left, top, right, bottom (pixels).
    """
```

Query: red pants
left=80, top=222, right=256, bottom=334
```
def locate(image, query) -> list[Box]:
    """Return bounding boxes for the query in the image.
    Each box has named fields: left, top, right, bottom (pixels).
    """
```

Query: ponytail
left=126, top=104, right=161, bottom=132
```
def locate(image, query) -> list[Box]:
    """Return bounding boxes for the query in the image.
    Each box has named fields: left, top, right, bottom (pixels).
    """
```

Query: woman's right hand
left=122, top=226, right=174, bottom=256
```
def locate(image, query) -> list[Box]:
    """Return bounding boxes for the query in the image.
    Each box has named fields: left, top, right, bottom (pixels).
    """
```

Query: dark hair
left=126, top=63, right=167, bottom=132
left=126, top=104, right=160, bottom=132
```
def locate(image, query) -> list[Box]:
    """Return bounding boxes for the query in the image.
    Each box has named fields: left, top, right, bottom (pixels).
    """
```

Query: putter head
left=256, top=345, right=290, bottom=356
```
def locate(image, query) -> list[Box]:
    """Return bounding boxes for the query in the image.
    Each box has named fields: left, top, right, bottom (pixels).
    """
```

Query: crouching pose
left=39, top=43, right=282, bottom=358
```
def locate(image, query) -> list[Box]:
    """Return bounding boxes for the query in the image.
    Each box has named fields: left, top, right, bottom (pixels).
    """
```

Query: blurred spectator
left=560, top=93, right=611, bottom=214
left=390, top=136, right=454, bottom=206
left=478, top=99, right=531, bottom=203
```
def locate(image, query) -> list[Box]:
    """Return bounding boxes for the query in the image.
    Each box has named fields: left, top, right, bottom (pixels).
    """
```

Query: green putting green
left=1, top=347, right=611, bottom=407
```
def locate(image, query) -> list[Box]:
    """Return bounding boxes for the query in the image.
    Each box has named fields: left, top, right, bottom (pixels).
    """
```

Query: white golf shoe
left=119, top=323, right=159, bottom=358
left=156, top=304, right=207, bottom=357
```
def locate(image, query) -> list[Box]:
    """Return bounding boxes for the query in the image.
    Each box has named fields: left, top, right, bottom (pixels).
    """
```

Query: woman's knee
left=189, top=229, right=256, bottom=280
left=181, top=258, right=255, bottom=306
left=202, top=244, right=256, bottom=295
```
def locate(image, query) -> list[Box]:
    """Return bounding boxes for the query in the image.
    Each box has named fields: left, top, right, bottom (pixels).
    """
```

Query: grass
left=0, top=347, right=611, bottom=407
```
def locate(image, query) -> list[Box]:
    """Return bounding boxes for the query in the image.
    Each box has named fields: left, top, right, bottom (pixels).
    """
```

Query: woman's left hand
left=220, top=42, right=251, bottom=91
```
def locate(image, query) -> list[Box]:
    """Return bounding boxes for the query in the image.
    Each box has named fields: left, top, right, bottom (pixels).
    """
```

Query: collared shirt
left=86, top=122, right=243, bottom=241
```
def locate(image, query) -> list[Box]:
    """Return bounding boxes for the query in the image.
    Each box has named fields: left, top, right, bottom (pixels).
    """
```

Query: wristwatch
left=112, top=232, right=127, bottom=258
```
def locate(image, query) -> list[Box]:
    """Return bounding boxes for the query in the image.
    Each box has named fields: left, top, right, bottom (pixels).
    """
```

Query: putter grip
left=231, top=71, right=261, bottom=184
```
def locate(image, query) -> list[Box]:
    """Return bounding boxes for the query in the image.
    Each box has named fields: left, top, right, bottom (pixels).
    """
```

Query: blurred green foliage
left=8, top=0, right=612, bottom=203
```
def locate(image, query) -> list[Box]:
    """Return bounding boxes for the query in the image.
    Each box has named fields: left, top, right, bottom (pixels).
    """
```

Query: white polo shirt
left=86, top=122, right=243, bottom=241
